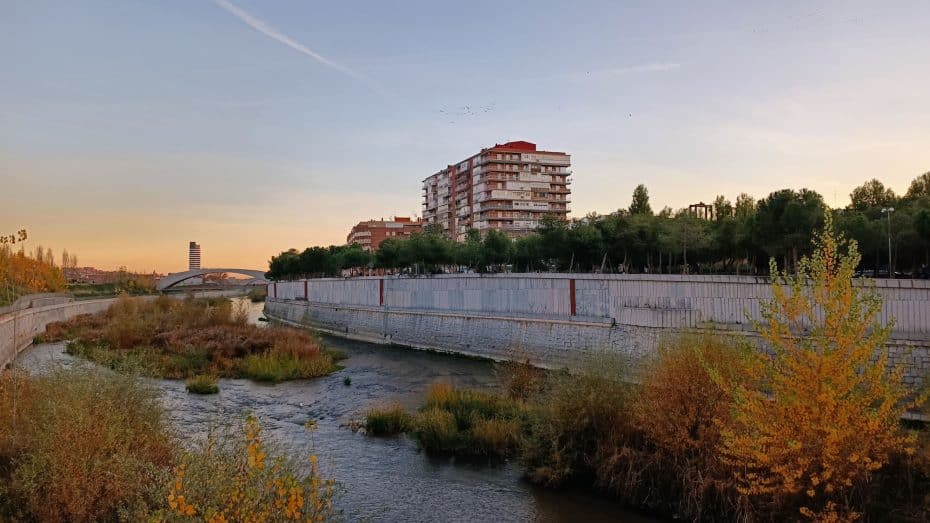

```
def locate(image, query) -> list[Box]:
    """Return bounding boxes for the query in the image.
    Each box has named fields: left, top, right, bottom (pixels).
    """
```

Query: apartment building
left=346, top=216, right=423, bottom=251
left=422, top=141, right=571, bottom=240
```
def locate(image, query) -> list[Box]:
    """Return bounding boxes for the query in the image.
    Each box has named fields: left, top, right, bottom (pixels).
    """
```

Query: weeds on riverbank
left=42, top=295, right=339, bottom=383
left=0, top=368, right=338, bottom=521
left=0, top=368, right=174, bottom=522
left=160, top=416, right=336, bottom=522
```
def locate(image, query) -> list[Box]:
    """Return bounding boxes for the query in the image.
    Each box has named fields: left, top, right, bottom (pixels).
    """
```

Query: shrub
left=159, top=416, right=337, bottom=522
left=521, top=354, right=630, bottom=487
left=185, top=375, right=219, bottom=394
left=713, top=217, right=916, bottom=520
left=238, top=351, right=334, bottom=383
left=0, top=368, right=175, bottom=522
left=594, top=335, right=749, bottom=519
left=365, top=403, right=413, bottom=436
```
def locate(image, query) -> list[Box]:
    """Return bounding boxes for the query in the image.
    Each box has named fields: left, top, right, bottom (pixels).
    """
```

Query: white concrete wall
left=0, top=298, right=119, bottom=368
left=269, top=274, right=930, bottom=341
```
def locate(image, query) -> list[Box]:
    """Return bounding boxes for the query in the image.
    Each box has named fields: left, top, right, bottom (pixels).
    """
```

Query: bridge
left=156, top=268, right=269, bottom=291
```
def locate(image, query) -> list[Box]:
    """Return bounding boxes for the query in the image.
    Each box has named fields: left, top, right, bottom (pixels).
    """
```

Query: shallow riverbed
left=17, top=298, right=654, bottom=522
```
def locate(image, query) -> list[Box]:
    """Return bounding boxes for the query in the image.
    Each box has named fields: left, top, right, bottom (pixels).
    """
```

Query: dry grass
left=0, top=368, right=175, bottom=522
left=42, top=296, right=337, bottom=382
left=0, top=368, right=339, bottom=522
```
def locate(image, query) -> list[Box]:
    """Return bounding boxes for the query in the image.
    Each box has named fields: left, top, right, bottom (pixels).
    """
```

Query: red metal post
left=569, top=278, right=576, bottom=316
left=379, top=278, right=385, bottom=306
left=304, top=280, right=308, bottom=301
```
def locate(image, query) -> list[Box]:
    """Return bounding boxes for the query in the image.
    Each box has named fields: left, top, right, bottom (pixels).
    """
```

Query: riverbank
left=17, top=321, right=655, bottom=522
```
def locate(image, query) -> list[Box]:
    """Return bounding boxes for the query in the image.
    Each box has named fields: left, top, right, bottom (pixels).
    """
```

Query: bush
left=158, top=416, right=336, bottom=522
left=594, top=335, right=749, bottom=519
left=365, top=403, right=413, bottom=436
left=0, top=368, right=175, bottom=522
left=185, top=375, right=219, bottom=394
left=714, top=219, right=916, bottom=520
left=521, top=354, right=630, bottom=487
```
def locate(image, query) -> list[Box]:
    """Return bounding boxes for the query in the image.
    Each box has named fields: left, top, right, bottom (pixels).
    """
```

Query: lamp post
left=881, top=207, right=895, bottom=278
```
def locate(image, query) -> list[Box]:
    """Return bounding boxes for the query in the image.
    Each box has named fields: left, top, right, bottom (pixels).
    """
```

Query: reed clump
left=364, top=403, right=414, bottom=436
left=185, top=374, right=219, bottom=394
left=42, top=296, right=338, bottom=383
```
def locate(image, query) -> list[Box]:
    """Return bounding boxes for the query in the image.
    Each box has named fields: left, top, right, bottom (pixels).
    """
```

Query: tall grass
left=364, top=403, right=414, bottom=436
left=42, top=296, right=337, bottom=383
left=0, top=368, right=338, bottom=521
left=0, top=368, right=174, bottom=522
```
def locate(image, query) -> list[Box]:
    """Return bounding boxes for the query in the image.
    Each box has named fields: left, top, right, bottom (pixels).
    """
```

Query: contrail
left=212, top=0, right=387, bottom=96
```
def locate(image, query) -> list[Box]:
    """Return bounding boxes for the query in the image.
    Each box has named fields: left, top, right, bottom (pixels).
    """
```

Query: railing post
left=304, top=280, right=308, bottom=301
left=273, top=282, right=277, bottom=299
left=569, top=278, right=576, bottom=316
left=379, top=278, right=384, bottom=306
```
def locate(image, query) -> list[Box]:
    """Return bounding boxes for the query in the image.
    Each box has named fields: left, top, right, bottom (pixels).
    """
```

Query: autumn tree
left=714, top=216, right=915, bottom=521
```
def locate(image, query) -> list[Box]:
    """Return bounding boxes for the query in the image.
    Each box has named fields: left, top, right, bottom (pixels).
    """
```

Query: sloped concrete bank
left=0, top=297, right=117, bottom=368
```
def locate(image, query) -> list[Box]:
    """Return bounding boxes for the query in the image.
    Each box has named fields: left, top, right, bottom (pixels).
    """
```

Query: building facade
left=346, top=217, right=423, bottom=251
left=422, top=141, right=571, bottom=240
left=188, top=241, right=201, bottom=271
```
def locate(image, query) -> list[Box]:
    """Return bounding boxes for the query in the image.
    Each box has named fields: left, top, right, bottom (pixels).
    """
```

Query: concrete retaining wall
left=266, top=274, right=930, bottom=382
left=0, top=298, right=118, bottom=368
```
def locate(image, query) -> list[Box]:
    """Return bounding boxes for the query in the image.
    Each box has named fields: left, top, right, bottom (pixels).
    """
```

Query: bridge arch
left=156, top=268, right=268, bottom=291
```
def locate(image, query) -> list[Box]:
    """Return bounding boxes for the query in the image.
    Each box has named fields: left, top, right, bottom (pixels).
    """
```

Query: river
left=17, top=298, right=654, bottom=522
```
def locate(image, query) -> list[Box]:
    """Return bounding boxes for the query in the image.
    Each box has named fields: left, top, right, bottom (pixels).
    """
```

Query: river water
left=17, top=298, right=653, bottom=522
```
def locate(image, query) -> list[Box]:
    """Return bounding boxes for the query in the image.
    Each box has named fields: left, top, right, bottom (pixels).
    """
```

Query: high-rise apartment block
left=422, top=141, right=571, bottom=240
left=347, top=217, right=423, bottom=251
left=188, top=241, right=201, bottom=271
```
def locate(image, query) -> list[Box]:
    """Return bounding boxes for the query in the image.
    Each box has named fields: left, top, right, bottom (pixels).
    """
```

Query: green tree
left=849, top=179, right=896, bottom=211
left=629, top=184, right=653, bottom=215
left=753, top=189, right=825, bottom=271
left=905, top=171, right=930, bottom=199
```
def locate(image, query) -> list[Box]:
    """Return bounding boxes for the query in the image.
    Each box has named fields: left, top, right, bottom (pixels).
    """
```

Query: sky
left=2, top=1, right=929, bottom=272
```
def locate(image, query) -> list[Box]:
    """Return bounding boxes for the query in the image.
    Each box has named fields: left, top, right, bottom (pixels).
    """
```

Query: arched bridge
left=156, top=268, right=268, bottom=291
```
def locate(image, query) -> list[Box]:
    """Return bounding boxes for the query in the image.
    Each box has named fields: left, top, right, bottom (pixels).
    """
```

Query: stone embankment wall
left=0, top=297, right=117, bottom=368
left=265, top=274, right=930, bottom=384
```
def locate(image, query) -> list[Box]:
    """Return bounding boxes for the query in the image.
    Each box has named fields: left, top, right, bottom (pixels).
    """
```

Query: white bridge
left=156, top=268, right=268, bottom=291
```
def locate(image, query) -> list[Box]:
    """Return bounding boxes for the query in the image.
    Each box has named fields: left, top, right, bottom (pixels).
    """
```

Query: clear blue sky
left=2, top=1, right=929, bottom=271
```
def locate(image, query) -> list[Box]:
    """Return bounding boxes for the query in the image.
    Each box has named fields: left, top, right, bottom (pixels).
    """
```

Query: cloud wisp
left=566, top=62, right=681, bottom=82
left=212, top=0, right=388, bottom=97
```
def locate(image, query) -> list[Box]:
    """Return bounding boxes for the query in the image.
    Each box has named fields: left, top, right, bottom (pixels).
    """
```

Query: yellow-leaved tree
left=716, top=215, right=915, bottom=521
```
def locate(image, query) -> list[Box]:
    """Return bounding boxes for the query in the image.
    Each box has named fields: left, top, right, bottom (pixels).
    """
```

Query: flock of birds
left=438, top=103, right=496, bottom=124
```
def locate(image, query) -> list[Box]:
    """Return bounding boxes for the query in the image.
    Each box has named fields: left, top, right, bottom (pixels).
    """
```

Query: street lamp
left=881, top=207, right=895, bottom=278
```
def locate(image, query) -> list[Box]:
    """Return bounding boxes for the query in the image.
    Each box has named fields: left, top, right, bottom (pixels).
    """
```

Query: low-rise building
left=347, top=216, right=423, bottom=251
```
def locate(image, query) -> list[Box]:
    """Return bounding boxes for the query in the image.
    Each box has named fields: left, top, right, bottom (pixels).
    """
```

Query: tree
left=849, top=179, right=896, bottom=211
left=481, top=229, right=511, bottom=270
left=629, top=184, right=653, bottom=215
left=753, top=189, right=825, bottom=271
left=905, top=171, right=930, bottom=199
left=734, top=193, right=756, bottom=219
left=712, top=195, right=732, bottom=219
left=714, top=218, right=915, bottom=520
